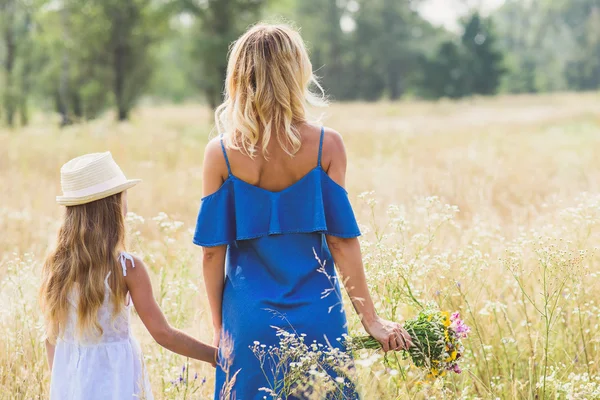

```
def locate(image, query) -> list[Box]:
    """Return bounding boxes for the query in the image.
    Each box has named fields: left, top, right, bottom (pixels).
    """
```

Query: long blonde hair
left=215, top=23, right=326, bottom=158
left=40, top=193, right=128, bottom=342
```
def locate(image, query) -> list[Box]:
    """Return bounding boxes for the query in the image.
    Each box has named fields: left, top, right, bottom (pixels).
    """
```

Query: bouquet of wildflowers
left=349, top=307, right=470, bottom=379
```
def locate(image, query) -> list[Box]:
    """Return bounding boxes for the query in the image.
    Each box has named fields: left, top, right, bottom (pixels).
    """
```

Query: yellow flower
left=446, top=350, right=458, bottom=362
left=442, top=311, right=451, bottom=327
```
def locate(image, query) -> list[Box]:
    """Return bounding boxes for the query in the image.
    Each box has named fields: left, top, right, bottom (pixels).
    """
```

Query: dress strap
left=118, top=252, right=135, bottom=277
left=104, top=271, right=112, bottom=288
left=317, top=126, right=325, bottom=167
left=220, top=136, right=232, bottom=176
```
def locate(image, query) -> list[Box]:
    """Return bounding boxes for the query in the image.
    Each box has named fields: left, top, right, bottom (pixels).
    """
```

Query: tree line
left=1, top=0, right=599, bottom=127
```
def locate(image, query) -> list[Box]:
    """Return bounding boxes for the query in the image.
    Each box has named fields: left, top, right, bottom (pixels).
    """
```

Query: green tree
left=353, top=0, right=428, bottom=100
left=33, top=0, right=167, bottom=123
left=295, top=0, right=353, bottom=100
left=495, top=0, right=600, bottom=93
left=461, top=12, right=505, bottom=96
left=35, top=1, right=113, bottom=124
left=0, top=0, right=36, bottom=126
left=100, top=0, right=168, bottom=120
left=420, top=41, right=467, bottom=99
left=296, top=0, right=437, bottom=101
left=564, top=3, right=600, bottom=90
left=182, top=0, right=265, bottom=109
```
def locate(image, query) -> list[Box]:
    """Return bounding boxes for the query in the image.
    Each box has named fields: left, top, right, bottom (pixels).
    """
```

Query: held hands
left=211, top=328, right=220, bottom=368
left=365, top=316, right=413, bottom=352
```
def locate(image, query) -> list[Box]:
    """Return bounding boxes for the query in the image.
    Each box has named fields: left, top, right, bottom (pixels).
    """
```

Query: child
left=40, top=152, right=216, bottom=400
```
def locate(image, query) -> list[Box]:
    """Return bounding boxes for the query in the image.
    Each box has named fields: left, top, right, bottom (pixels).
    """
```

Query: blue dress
left=194, top=128, right=361, bottom=399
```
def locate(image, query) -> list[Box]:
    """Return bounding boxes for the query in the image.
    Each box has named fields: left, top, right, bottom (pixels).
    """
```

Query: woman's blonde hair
left=40, top=193, right=127, bottom=342
left=215, top=23, right=326, bottom=158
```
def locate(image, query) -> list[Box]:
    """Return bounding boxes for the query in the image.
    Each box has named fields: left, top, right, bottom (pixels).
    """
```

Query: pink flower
left=450, top=312, right=471, bottom=339
left=450, top=364, right=462, bottom=374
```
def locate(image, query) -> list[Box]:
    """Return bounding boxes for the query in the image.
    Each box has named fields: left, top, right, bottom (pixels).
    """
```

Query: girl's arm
left=322, top=128, right=413, bottom=352
left=200, top=139, right=230, bottom=346
left=124, top=255, right=217, bottom=365
left=45, top=339, right=55, bottom=371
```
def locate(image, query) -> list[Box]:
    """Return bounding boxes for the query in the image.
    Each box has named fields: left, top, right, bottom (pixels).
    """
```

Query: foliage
left=181, top=0, right=265, bottom=109
left=495, top=0, right=600, bottom=93
left=1, top=0, right=599, bottom=124
left=419, top=12, right=505, bottom=99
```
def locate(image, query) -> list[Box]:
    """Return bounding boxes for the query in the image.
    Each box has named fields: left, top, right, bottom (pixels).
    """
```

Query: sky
left=418, top=0, right=507, bottom=31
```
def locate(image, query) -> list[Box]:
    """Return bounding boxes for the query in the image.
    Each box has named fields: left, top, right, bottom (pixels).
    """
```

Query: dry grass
left=1, top=92, right=600, bottom=399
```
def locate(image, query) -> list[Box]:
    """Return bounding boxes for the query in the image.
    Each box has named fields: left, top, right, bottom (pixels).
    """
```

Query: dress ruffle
left=193, top=167, right=361, bottom=247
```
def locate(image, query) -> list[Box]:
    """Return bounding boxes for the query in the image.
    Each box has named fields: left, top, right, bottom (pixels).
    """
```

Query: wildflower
left=349, top=306, right=470, bottom=379
left=451, top=364, right=462, bottom=374
left=450, top=312, right=471, bottom=339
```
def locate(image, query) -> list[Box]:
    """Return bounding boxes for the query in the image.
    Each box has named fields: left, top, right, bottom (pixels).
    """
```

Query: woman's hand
left=365, top=316, right=413, bottom=352
left=211, top=328, right=221, bottom=368
left=212, top=327, right=221, bottom=347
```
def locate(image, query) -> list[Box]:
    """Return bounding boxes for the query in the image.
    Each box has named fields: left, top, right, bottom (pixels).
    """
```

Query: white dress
left=50, top=252, right=153, bottom=400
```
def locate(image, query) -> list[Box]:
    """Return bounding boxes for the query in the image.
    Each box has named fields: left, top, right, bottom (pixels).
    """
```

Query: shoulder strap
left=317, top=126, right=325, bottom=167
left=119, top=252, right=135, bottom=277
left=220, top=136, right=232, bottom=176
left=104, top=271, right=112, bottom=289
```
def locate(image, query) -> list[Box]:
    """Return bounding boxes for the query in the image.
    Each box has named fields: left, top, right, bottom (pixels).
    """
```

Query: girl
left=41, top=151, right=216, bottom=400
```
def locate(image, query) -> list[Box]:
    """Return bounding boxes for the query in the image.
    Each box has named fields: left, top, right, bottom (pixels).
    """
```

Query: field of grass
left=1, top=92, right=600, bottom=399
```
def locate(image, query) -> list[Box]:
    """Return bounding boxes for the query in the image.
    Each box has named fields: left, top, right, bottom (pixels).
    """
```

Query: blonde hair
left=40, top=193, right=128, bottom=342
left=215, top=23, right=326, bottom=158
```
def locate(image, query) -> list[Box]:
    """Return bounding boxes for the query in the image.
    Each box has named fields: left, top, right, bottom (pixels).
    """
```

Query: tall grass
left=1, top=93, right=600, bottom=399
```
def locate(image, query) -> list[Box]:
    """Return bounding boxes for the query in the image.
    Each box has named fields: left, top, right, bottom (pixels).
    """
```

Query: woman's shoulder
left=203, top=136, right=230, bottom=179
left=322, top=126, right=345, bottom=150
left=204, top=136, right=226, bottom=160
left=320, top=126, right=347, bottom=170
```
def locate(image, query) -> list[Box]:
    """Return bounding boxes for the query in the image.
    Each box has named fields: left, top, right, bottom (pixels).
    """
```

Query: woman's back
left=224, top=124, right=325, bottom=192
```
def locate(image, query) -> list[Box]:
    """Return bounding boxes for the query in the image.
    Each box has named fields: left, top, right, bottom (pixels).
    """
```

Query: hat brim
left=56, top=179, right=141, bottom=206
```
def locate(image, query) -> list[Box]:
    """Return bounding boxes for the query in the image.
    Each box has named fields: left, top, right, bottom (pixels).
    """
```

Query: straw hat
left=56, top=152, right=141, bottom=206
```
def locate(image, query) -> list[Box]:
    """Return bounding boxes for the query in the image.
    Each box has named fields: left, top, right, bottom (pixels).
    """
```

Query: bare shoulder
left=204, top=137, right=226, bottom=166
left=321, top=126, right=347, bottom=170
left=202, top=136, right=229, bottom=195
left=123, top=254, right=149, bottom=279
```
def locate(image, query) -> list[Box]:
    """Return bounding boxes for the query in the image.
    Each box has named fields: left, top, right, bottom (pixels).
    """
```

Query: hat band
left=62, top=173, right=128, bottom=198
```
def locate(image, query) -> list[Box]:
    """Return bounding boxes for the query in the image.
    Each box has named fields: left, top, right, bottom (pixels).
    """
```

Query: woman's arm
left=45, top=339, right=55, bottom=371
left=125, top=255, right=217, bottom=365
left=200, top=139, right=230, bottom=346
left=202, top=246, right=226, bottom=346
left=323, top=128, right=413, bottom=352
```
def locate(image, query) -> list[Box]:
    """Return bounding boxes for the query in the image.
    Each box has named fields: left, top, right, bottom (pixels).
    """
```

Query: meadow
left=1, top=92, right=600, bottom=399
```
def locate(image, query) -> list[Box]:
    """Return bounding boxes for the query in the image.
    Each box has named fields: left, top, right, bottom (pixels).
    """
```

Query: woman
left=194, top=23, right=413, bottom=399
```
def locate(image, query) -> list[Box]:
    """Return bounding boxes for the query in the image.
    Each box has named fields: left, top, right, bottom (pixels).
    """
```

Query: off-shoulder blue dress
left=194, top=128, right=361, bottom=399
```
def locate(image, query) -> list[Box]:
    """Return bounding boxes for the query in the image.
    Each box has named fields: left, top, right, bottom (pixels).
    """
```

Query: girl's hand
left=211, top=347, right=218, bottom=368
left=365, top=316, right=413, bottom=352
